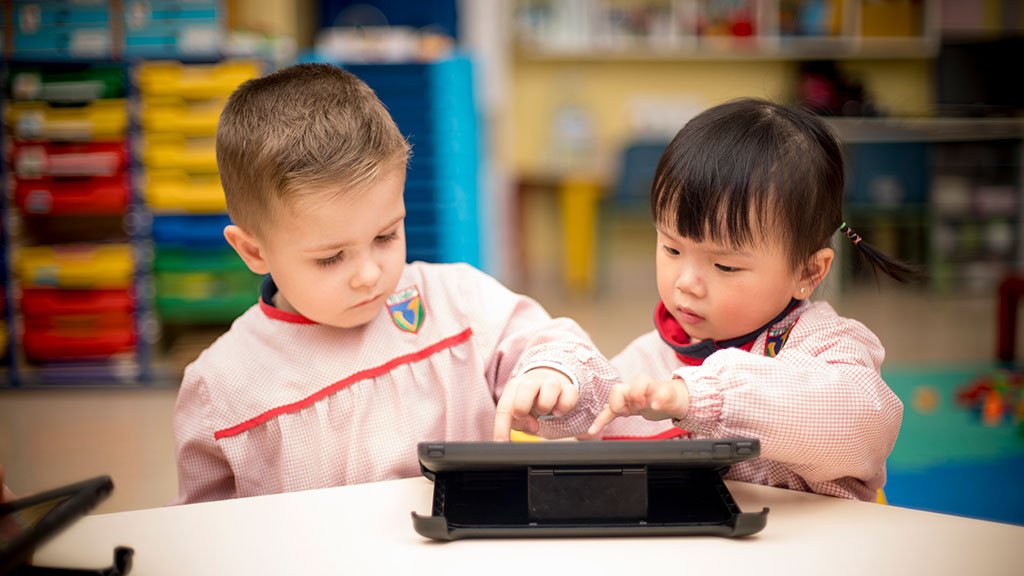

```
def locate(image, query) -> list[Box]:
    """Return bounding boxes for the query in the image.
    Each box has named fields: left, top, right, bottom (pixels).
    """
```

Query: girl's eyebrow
left=656, top=226, right=752, bottom=257
left=708, top=247, right=753, bottom=258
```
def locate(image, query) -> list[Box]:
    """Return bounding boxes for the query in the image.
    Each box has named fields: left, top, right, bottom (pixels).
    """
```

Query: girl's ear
left=797, top=247, right=835, bottom=299
left=224, top=224, right=271, bottom=275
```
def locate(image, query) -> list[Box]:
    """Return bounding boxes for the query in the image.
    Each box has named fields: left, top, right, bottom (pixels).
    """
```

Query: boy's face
left=654, top=224, right=812, bottom=342
left=249, top=167, right=408, bottom=328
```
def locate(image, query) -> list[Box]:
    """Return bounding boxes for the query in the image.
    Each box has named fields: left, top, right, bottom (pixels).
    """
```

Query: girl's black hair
left=651, top=97, right=919, bottom=283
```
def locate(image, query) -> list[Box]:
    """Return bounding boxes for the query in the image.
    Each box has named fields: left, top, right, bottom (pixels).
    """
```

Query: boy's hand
left=587, top=374, right=689, bottom=436
left=493, top=367, right=579, bottom=441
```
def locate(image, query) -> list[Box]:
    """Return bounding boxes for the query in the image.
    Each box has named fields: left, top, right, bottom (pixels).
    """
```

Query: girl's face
left=258, top=167, right=408, bottom=328
left=655, top=223, right=818, bottom=342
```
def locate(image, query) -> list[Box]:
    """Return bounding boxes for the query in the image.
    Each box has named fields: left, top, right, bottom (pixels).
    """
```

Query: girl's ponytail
left=838, top=223, right=923, bottom=284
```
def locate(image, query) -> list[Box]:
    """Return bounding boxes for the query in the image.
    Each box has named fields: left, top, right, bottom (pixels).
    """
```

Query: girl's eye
left=375, top=231, right=399, bottom=244
left=316, top=252, right=344, bottom=267
left=662, top=245, right=680, bottom=256
left=715, top=263, right=740, bottom=273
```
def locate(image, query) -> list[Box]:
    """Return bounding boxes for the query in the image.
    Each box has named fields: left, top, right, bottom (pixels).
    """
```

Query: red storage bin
left=11, top=141, right=129, bottom=178
left=20, top=288, right=134, bottom=317
left=22, top=314, right=136, bottom=361
left=14, top=175, right=130, bottom=215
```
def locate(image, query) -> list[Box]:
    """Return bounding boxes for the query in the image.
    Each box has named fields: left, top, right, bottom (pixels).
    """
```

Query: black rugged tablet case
left=0, top=475, right=114, bottom=574
left=411, top=439, right=768, bottom=540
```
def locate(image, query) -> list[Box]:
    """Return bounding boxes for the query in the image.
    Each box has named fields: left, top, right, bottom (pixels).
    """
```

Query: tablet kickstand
left=10, top=546, right=133, bottom=576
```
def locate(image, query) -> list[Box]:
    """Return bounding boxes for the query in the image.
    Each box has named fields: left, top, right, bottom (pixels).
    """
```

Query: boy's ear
left=798, top=247, right=835, bottom=299
left=224, top=224, right=271, bottom=275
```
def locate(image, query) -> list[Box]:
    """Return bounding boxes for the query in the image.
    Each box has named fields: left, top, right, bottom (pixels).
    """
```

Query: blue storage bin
left=12, top=1, right=111, bottom=59
left=151, top=214, right=231, bottom=248
left=846, top=142, right=930, bottom=208
left=123, top=0, right=222, bottom=58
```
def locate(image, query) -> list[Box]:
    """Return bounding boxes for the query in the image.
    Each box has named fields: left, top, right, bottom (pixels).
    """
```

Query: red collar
left=654, top=300, right=801, bottom=365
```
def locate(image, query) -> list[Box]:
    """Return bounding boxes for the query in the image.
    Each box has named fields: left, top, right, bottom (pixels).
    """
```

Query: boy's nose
left=351, top=257, right=382, bottom=288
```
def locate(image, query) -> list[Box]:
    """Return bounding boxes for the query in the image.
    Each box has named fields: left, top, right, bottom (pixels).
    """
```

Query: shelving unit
left=829, top=117, right=1024, bottom=294
left=3, top=61, right=142, bottom=385
left=0, top=0, right=237, bottom=386
left=513, top=0, right=938, bottom=61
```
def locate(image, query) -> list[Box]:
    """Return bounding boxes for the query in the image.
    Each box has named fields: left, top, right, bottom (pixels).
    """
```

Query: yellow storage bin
left=8, top=100, right=128, bottom=141
left=137, top=60, right=262, bottom=100
left=15, top=244, right=134, bottom=289
left=146, top=170, right=226, bottom=213
left=142, top=134, right=217, bottom=172
left=141, top=96, right=226, bottom=137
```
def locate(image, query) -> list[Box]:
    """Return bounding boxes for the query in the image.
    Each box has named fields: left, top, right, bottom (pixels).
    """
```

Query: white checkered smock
left=173, top=262, right=617, bottom=504
left=601, top=301, right=903, bottom=501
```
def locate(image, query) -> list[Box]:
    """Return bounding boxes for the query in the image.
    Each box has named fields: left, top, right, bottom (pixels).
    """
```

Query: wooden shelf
left=826, top=117, right=1024, bottom=143
left=516, top=36, right=938, bottom=62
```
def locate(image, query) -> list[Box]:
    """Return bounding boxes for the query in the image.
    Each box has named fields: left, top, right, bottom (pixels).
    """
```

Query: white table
left=32, top=477, right=1022, bottom=575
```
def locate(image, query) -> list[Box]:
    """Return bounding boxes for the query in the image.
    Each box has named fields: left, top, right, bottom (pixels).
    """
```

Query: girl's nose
left=674, top=264, right=705, bottom=298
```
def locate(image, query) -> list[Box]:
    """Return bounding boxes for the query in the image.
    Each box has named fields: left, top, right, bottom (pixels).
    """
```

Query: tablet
left=0, top=475, right=114, bottom=575
left=412, top=439, right=768, bottom=540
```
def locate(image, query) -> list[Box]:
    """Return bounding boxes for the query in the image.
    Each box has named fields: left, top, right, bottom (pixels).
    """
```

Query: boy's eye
left=714, top=263, right=740, bottom=273
left=662, top=245, right=680, bottom=256
left=375, top=231, right=399, bottom=244
left=315, top=252, right=344, bottom=267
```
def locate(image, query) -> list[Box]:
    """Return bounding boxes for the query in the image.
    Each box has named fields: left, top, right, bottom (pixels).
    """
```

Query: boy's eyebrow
left=305, top=215, right=405, bottom=253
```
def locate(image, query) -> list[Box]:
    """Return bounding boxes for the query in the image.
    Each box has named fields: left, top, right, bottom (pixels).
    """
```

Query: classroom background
left=0, top=0, right=1022, bottom=526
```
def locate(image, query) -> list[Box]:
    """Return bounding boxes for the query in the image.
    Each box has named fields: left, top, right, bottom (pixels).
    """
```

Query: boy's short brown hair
left=216, top=63, right=410, bottom=237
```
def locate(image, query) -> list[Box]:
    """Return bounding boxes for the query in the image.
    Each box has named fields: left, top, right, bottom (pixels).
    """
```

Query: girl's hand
left=493, top=367, right=579, bottom=441
left=587, top=374, right=689, bottom=435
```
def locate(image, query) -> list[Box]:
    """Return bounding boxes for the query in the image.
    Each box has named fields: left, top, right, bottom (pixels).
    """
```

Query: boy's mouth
left=352, top=293, right=382, bottom=308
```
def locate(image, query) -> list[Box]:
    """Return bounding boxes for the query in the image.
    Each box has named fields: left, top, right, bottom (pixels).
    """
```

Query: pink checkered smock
left=173, top=262, right=617, bottom=504
left=599, top=300, right=903, bottom=501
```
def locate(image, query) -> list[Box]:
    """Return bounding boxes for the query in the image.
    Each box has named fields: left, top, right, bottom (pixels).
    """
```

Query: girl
left=589, top=98, right=912, bottom=501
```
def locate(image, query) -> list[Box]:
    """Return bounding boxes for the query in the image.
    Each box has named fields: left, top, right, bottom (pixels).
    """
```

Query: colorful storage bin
left=141, top=134, right=217, bottom=172
left=144, top=170, right=226, bottom=213
left=12, top=0, right=113, bottom=59
left=15, top=243, right=134, bottom=288
left=140, top=96, right=225, bottom=136
left=21, top=287, right=134, bottom=316
left=7, top=99, right=128, bottom=141
left=136, top=60, right=260, bottom=100
left=8, top=65, right=125, bottom=103
left=12, top=141, right=129, bottom=178
left=14, top=175, right=130, bottom=215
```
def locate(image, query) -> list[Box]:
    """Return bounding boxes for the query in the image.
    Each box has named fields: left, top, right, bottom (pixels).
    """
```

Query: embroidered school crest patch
left=387, top=286, right=425, bottom=333
left=764, top=323, right=796, bottom=358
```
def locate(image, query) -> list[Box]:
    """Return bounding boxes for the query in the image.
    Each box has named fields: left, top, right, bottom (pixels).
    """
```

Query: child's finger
left=606, top=385, right=630, bottom=416
left=587, top=404, right=617, bottom=435
left=627, top=377, right=653, bottom=411
left=533, top=377, right=563, bottom=416
left=512, top=414, right=540, bottom=434
left=550, top=382, right=579, bottom=418
left=650, top=383, right=675, bottom=412
left=493, top=381, right=521, bottom=441
left=511, top=377, right=544, bottom=419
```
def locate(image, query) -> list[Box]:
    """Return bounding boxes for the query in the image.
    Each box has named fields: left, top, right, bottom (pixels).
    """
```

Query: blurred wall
left=508, top=59, right=932, bottom=178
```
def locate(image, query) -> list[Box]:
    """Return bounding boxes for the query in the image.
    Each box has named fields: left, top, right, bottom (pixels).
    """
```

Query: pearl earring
left=800, top=287, right=807, bottom=295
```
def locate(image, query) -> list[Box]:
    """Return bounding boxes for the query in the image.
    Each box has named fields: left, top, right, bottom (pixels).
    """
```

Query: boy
left=173, top=63, right=615, bottom=504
